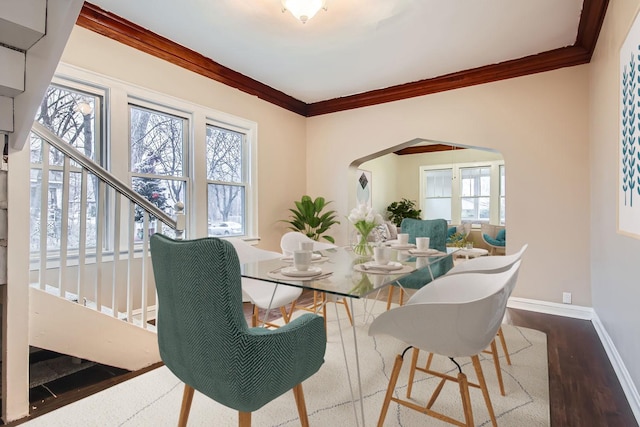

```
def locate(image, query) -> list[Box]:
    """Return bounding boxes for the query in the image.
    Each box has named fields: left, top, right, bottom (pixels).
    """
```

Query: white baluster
left=174, top=201, right=185, bottom=240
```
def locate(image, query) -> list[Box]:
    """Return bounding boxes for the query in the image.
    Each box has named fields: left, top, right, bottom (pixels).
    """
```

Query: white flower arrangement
left=348, top=204, right=383, bottom=256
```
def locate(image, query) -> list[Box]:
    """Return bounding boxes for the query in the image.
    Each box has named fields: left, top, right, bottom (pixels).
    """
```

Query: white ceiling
left=88, top=0, right=584, bottom=104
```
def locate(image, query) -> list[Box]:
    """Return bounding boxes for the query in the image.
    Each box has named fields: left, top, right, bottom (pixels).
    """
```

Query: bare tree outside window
left=206, top=125, right=245, bottom=236
left=30, top=84, right=102, bottom=252
left=129, top=105, right=187, bottom=239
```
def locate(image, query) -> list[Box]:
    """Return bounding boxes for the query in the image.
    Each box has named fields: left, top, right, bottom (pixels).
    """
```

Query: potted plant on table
left=281, top=195, right=340, bottom=243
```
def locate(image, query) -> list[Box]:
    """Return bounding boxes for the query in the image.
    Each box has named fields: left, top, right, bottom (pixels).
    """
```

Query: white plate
left=280, top=266, right=323, bottom=277
left=362, top=261, right=404, bottom=271
left=408, top=249, right=440, bottom=256
left=390, top=244, right=416, bottom=250
left=281, top=253, right=323, bottom=261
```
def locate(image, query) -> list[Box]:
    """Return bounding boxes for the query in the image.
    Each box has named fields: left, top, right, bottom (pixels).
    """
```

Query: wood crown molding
left=77, top=1, right=608, bottom=117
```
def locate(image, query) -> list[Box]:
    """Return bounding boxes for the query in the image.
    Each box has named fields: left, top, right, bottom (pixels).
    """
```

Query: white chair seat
left=241, top=277, right=302, bottom=310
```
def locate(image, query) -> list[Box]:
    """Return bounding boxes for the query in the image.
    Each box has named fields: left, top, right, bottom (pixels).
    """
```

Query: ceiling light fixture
left=281, top=0, right=327, bottom=24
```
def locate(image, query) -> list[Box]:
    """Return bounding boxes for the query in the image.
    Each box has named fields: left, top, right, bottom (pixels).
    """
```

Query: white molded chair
left=444, top=243, right=528, bottom=394
left=369, top=262, right=521, bottom=427
left=227, top=238, right=302, bottom=328
left=447, top=244, right=528, bottom=276
left=280, top=232, right=352, bottom=328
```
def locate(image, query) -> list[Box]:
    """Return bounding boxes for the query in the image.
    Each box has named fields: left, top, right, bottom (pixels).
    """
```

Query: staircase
left=1, top=1, right=172, bottom=422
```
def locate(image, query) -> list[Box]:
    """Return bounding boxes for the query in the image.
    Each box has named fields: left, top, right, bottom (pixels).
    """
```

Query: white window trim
left=53, top=62, right=260, bottom=240
left=419, top=160, right=505, bottom=225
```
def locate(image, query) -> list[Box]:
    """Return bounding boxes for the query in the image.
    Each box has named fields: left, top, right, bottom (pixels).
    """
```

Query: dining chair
left=280, top=231, right=353, bottom=329
left=385, top=218, right=454, bottom=309
left=446, top=243, right=528, bottom=388
left=369, top=262, right=521, bottom=427
left=149, top=234, right=326, bottom=427
left=407, top=244, right=527, bottom=396
left=226, top=238, right=304, bottom=328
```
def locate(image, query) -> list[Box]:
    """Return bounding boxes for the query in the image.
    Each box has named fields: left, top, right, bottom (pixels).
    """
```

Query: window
left=421, top=161, right=504, bottom=225
left=30, top=82, right=104, bottom=252
left=460, top=167, right=491, bottom=222
left=206, top=124, right=247, bottom=236
left=129, top=103, right=187, bottom=240
left=423, top=169, right=452, bottom=221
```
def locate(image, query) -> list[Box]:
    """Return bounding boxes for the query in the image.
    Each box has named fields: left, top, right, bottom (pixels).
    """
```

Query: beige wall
left=306, top=67, right=591, bottom=306
left=589, top=0, right=640, bottom=397
left=59, top=27, right=308, bottom=253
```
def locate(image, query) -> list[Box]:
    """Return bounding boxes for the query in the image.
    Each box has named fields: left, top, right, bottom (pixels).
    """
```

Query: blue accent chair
left=150, top=234, right=326, bottom=427
left=386, top=218, right=454, bottom=309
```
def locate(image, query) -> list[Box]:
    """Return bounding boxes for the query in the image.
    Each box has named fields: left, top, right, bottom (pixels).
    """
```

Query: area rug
left=23, top=301, right=549, bottom=426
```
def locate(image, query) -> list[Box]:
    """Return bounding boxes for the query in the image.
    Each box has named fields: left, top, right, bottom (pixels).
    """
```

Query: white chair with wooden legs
left=405, top=244, right=527, bottom=397
left=444, top=243, right=529, bottom=390
left=280, top=232, right=353, bottom=328
left=369, top=262, right=521, bottom=427
left=227, top=238, right=303, bottom=328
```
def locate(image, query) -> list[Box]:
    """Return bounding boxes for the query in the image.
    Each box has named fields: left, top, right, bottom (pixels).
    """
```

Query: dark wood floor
left=4, top=290, right=637, bottom=426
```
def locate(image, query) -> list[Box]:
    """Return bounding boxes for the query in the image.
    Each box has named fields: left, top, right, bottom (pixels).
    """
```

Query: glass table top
left=240, top=246, right=455, bottom=299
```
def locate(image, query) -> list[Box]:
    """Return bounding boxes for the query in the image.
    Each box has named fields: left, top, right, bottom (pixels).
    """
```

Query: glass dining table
left=240, top=245, right=455, bottom=426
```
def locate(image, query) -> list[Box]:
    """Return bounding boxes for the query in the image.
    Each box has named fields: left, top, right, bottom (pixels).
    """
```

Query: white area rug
left=23, top=301, right=549, bottom=426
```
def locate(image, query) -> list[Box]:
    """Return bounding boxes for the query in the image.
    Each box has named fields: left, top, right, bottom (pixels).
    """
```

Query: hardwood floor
left=3, top=290, right=637, bottom=426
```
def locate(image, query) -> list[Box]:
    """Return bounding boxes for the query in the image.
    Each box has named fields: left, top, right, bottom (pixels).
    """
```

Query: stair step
left=0, top=46, right=25, bottom=97
left=0, top=0, right=46, bottom=50
left=29, top=355, right=96, bottom=389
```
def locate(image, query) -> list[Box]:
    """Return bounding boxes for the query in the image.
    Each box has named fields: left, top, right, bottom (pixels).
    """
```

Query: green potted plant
left=386, top=198, right=421, bottom=227
left=281, top=195, right=340, bottom=243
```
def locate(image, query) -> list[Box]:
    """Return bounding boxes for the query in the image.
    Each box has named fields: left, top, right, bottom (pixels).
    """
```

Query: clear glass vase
left=352, top=230, right=374, bottom=257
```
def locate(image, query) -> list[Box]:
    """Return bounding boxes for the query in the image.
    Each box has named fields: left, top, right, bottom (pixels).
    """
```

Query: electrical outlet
left=562, top=292, right=572, bottom=304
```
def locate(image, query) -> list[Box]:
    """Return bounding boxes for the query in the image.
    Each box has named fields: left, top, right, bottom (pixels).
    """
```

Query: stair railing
left=30, top=121, right=185, bottom=329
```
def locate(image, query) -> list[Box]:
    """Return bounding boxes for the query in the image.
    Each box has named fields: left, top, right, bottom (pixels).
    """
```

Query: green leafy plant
left=448, top=232, right=468, bottom=248
left=386, top=198, right=421, bottom=227
left=281, top=195, right=340, bottom=243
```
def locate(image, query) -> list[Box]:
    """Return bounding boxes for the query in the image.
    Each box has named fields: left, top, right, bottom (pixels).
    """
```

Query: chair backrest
left=150, top=234, right=249, bottom=403
left=226, top=237, right=282, bottom=263
left=370, top=261, right=521, bottom=358
left=280, top=231, right=337, bottom=256
left=446, top=244, right=528, bottom=276
left=400, top=218, right=448, bottom=251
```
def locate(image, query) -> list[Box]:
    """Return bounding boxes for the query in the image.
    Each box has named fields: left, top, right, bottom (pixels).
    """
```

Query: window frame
left=420, top=160, right=505, bottom=226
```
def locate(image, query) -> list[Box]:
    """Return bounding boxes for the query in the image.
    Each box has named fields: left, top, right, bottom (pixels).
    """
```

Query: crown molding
left=77, top=3, right=307, bottom=116
left=77, top=0, right=608, bottom=117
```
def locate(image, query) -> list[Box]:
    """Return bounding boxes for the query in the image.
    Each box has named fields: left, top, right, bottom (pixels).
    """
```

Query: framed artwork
left=619, top=11, right=640, bottom=239
left=356, top=169, right=372, bottom=208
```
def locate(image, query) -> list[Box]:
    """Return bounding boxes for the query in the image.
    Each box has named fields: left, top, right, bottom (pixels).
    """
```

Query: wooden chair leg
left=341, top=298, right=353, bottom=325
left=406, top=347, right=420, bottom=398
left=178, top=384, right=194, bottom=427
left=471, top=355, right=497, bottom=427
left=398, top=288, right=405, bottom=306
left=251, top=305, right=258, bottom=328
left=386, top=287, right=394, bottom=310
left=292, top=383, right=310, bottom=427
left=497, top=326, right=512, bottom=365
left=490, top=339, right=506, bottom=396
left=238, top=411, right=251, bottom=427
left=377, top=354, right=404, bottom=427
left=457, top=372, right=474, bottom=427
left=280, top=306, right=290, bottom=324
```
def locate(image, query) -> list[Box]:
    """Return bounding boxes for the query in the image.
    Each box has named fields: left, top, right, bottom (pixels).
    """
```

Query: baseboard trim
left=507, top=296, right=593, bottom=320
left=591, top=312, right=640, bottom=424
left=507, top=296, right=640, bottom=425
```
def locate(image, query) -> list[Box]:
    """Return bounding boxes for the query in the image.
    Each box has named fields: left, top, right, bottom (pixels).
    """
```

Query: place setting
left=269, top=245, right=333, bottom=281
left=353, top=246, right=415, bottom=275
left=406, top=237, right=445, bottom=256
left=385, top=233, right=416, bottom=250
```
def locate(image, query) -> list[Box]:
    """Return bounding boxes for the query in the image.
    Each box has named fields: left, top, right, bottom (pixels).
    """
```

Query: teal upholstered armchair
left=386, top=218, right=454, bottom=308
left=150, top=234, right=326, bottom=427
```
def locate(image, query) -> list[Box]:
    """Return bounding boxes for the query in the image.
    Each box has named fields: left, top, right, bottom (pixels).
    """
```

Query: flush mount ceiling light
left=281, top=0, right=328, bottom=24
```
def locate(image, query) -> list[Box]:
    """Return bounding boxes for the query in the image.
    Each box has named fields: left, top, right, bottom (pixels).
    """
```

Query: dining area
left=145, top=213, right=534, bottom=427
